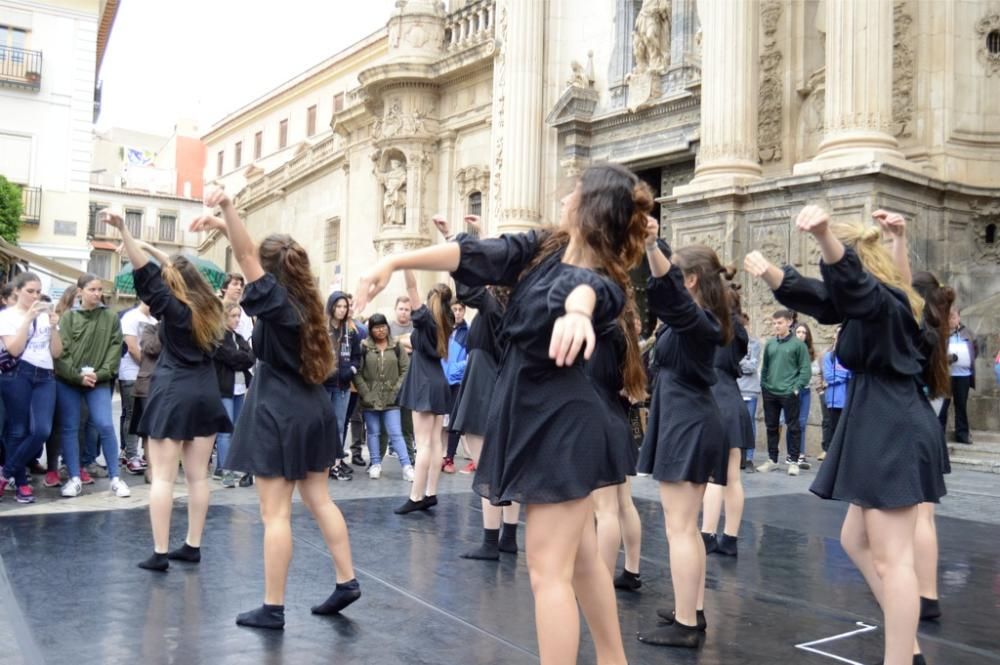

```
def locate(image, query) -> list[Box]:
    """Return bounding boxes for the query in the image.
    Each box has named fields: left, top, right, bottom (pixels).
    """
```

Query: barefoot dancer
left=192, top=189, right=360, bottom=630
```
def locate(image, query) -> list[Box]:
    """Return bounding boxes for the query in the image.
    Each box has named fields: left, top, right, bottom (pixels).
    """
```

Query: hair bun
left=861, top=226, right=882, bottom=244
left=720, top=263, right=738, bottom=280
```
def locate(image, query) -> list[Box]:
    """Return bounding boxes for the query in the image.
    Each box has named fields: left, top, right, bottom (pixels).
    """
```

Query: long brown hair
left=427, top=283, right=454, bottom=358
left=795, top=322, right=816, bottom=361
left=672, top=245, right=734, bottom=345
left=258, top=234, right=334, bottom=384
left=912, top=271, right=954, bottom=399
left=161, top=256, right=224, bottom=352
left=525, top=163, right=651, bottom=401
left=56, top=281, right=80, bottom=315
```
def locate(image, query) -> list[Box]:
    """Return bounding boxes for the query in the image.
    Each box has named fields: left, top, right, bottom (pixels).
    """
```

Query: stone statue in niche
left=632, top=0, right=671, bottom=74
left=378, top=158, right=408, bottom=227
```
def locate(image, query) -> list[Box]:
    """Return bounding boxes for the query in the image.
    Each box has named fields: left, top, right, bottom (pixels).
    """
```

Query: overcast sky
left=98, top=0, right=399, bottom=136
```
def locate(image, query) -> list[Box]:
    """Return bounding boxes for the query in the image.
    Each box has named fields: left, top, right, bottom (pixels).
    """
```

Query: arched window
left=467, top=191, right=482, bottom=217
left=986, top=222, right=997, bottom=245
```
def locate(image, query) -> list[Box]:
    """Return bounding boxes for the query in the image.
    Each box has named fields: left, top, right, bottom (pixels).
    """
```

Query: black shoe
left=138, top=552, right=169, bottom=572
left=742, top=462, right=756, bottom=474
left=656, top=608, right=707, bottom=632
left=311, top=579, right=361, bottom=615
left=395, top=498, right=426, bottom=515
left=954, top=435, right=973, bottom=445
left=920, top=596, right=941, bottom=621
left=701, top=532, right=719, bottom=554
left=167, top=543, right=201, bottom=563
left=613, top=569, right=642, bottom=591
left=351, top=453, right=366, bottom=467
left=422, top=495, right=437, bottom=509
left=238, top=473, right=254, bottom=487
left=716, top=534, right=738, bottom=557
left=330, top=464, right=352, bottom=481
left=637, top=620, right=701, bottom=647
left=236, top=604, right=285, bottom=630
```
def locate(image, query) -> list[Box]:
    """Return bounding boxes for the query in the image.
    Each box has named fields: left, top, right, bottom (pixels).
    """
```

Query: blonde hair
left=830, top=222, right=924, bottom=320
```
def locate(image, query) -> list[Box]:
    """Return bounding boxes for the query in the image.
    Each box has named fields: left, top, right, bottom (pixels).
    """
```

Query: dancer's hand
left=190, top=215, right=227, bottom=235
left=204, top=187, right=231, bottom=209
left=100, top=209, right=124, bottom=231
left=463, top=215, right=482, bottom=232
left=354, top=258, right=396, bottom=314
left=795, top=205, right=830, bottom=237
left=432, top=215, right=451, bottom=238
left=644, top=215, right=659, bottom=249
left=549, top=311, right=596, bottom=367
left=744, top=251, right=773, bottom=278
left=872, top=209, right=906, bottom=238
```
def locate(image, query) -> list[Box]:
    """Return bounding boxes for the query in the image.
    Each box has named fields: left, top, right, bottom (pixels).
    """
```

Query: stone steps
left=949, top=431, right=1000, bottom=473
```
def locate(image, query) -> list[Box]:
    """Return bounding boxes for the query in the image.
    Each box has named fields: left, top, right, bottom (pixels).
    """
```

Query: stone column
left=797, top=0, right=903, bottom=170
left=495, top=0, right=545, bottom=232
left=676, top=0, right=761, bottom=194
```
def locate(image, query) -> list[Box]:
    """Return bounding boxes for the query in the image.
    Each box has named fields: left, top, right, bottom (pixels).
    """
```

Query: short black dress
left=451, top=231, right=631, bottom=505
left=773, top=249, right=947, bottom=509
left=133, top=263, right=231, bottom=440
left=586, top=326, right=638, bottom=476
left=396, top=305, right=451, bottom=415
left=450, top=282, right=503, bottom=436
left=710, top=318, right=755, bottom=452
left=637, top=265, right=727, bottom=485
left=224, top=274, right=339, bottom=480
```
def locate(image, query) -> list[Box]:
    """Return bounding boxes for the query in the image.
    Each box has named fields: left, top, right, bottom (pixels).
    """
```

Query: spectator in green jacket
left=757, top=309, right=812, bottom=474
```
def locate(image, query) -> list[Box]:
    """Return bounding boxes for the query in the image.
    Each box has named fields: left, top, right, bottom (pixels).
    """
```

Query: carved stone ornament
left=456, top=166, right=490, bottom=196
left=626, top=70, right=662, bottom=113
left=758, top=0, right=784, bottom=163
left=567, top=51, right=595, bottom=89
left=975, top=11, right=1000, bottom=77
left=372, top=103, right=429, bottom=140
left=632, top=0, right=671, bottom=75
left=892, top=1, right=915, bottom=138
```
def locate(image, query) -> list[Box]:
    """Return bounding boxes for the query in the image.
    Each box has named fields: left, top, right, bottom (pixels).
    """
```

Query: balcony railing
left=20, top=186, right=41, bottom=225
left=0, top=46, right=42, bottom=91
left=445, top=0, right=495, bottom=52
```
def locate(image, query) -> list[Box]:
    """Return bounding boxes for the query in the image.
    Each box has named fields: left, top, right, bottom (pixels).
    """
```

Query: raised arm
left=191, top=188, right=265, bottom=284
left=643, top=216, right=671, bottom=278
left=101, top=210, right=162, bottom=270
left=796, top=205, right=845, bottom=265
left=404, top=270, right=423, bottom=310
left=873, top=209, right=911, bottom=285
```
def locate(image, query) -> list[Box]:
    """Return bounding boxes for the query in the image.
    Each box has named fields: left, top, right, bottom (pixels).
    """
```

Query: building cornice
left=89, top=185, right=202, bottom=205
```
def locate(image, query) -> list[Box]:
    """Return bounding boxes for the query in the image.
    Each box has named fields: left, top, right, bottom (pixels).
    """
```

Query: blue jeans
left=364, top=409, right=411, bottom=467
left=798, top=388, right=812, bottom=435
left=57, top=380, right=119, bottom=480
left=327, top=387, right=351, bottom=460
left=216, top=393, right=245, bottom=471
left=1, top=362, right=56, bottom=487
left=744, top=396, right=758, bottom=461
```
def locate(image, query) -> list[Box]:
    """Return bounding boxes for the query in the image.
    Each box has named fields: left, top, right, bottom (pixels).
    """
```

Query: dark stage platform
left=1, top=493, right=997, bottom=664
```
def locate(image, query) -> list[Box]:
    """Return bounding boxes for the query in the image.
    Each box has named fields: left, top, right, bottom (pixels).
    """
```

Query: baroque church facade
left=199, top=0, right=1000, bottom=427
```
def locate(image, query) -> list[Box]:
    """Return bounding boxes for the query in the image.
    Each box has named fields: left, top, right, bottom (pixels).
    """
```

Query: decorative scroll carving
left=758, top=0, right=783, bottom=162
left=632, top=0, right=671, bottom=74
left=456, top=166, right=490, bottom=196
left=892, top=1, right=914, bottom=138
left=976, top=11, right=1000, bottom=77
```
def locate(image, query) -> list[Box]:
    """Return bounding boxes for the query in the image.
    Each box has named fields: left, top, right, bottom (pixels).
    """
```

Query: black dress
left=224, top=274, right=339, bottom=480
left=773, top=249, right=947, bottom=508
left=133, top=263, right=231, bottom=440
left=711, top=318, right=755, bottom=451
left=637, top=265, right=727, bottom=485
left=396, top=305, right=451, bottom=415
left=450, top=282, right=503, bottom=437
left=451, top=231, right=630, bottom=505
left=586, top=326, right=638, bottom=475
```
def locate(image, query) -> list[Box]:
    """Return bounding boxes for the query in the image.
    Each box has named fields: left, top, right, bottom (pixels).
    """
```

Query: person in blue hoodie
left=441, top=301, right=469, bottom=473
left=325, top=291, right=362, bottom=480
left=820, top=325, right=851, bottom=460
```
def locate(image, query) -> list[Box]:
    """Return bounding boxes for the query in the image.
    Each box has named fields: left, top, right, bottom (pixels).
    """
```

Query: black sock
left=138, top=551, right=169, bottom=572
left=167, top=543, right=201, bottom=563
left=395, top=498, right=425, bottom=515
left=311, top=579, right=361, bottom=615
left=461, top=528, right=500, bottom=560
left=919, top=597, right=941, bottom=621
left=498, top=522, right=518, bottom=553
left=613, top=568, right=642, bottom=591
left=421, top=495, right=437, bottom=508
left=236, top=604, right=285, bottom=630
left=637, top=619, right=701, bottom=647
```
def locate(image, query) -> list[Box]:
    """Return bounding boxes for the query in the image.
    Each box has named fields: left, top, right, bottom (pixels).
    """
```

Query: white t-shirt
left=119, top=308, right=158, bottom=381
left=0, top=308, right=53, bottom=370
left=232, top=305, right=253, bottom=344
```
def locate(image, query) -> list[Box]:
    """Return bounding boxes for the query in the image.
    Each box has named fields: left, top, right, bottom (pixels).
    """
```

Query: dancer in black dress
left=701, top=280, right=753, bottom=557
left=393, top=271, right=454, bottom=514
left=356, top=163, right=651, bottom=665
left=191, top=189, right=360, bottom=630
left=877, top=210, right=955, bottom=623
left=744, top=205, right=946, bottom=665
left=103, top=211, right=232, bottom=572
left=635, top=240, right=732, bottom=649
left=432, top=215, right=522, bottom=558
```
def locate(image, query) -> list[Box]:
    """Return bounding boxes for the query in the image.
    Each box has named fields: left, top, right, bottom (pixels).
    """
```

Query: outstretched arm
left=101, top=210, right=156, bottom=270
left=404, top=270, right=423, bottom=310
left=744, top=251, right=784, bottom=291
left=191, top=188, right=264, bottom=283
left=873, top=209, right=911, bottom=285
left=355, top=243, right=460, bottom=313
left=796, top=205, right=845, bottom=265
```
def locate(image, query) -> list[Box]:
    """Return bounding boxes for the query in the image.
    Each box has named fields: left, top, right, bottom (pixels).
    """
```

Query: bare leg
left=617, top=479, right=642, bottom=573
left=572, top=510, right=628, bottom=664
left=722, top=448, right=744, bottom=537
left=701, top=484, right=723, bottom=534
left=502, top=502, right=521, bottom=524
left=660, top=481, right=707, bottom=626
left=179, top=435, right=215, bottom=547
left=255, top=476, right=296, bottom=605
left=865, top=506, right=920, bottom=665
left=147, top=438, right=181, bottom=553
left=466, top=433, right=505, bottom=528
left=593, top=485, right=621, bottom=575
left=409, top=411, right=437, bottom=502
left=297, top=471, right=355, bottom=582
left=525, top=498, right=590, bottom=665
left=914, top=502, right=939, bottom=599
left=424, top=414, right=445, bottom=497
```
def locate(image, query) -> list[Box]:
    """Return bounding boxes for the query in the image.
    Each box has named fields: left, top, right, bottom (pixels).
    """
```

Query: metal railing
left=0, top=46, right=42, bottom=91
left=20, top=186, right=41, bottom=224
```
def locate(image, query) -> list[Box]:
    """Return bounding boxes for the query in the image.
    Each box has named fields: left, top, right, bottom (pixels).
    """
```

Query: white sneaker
left=402, top=465, right=415, bottom=482
left=110, top=477, right=131, bottom=497
left=755, top=460, right=776, bottom=473
left=787, top=464, right=800, bottom=476
left=368, top=464, right=382, bottom=480
left=61, top=477, right=83, bottom=498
